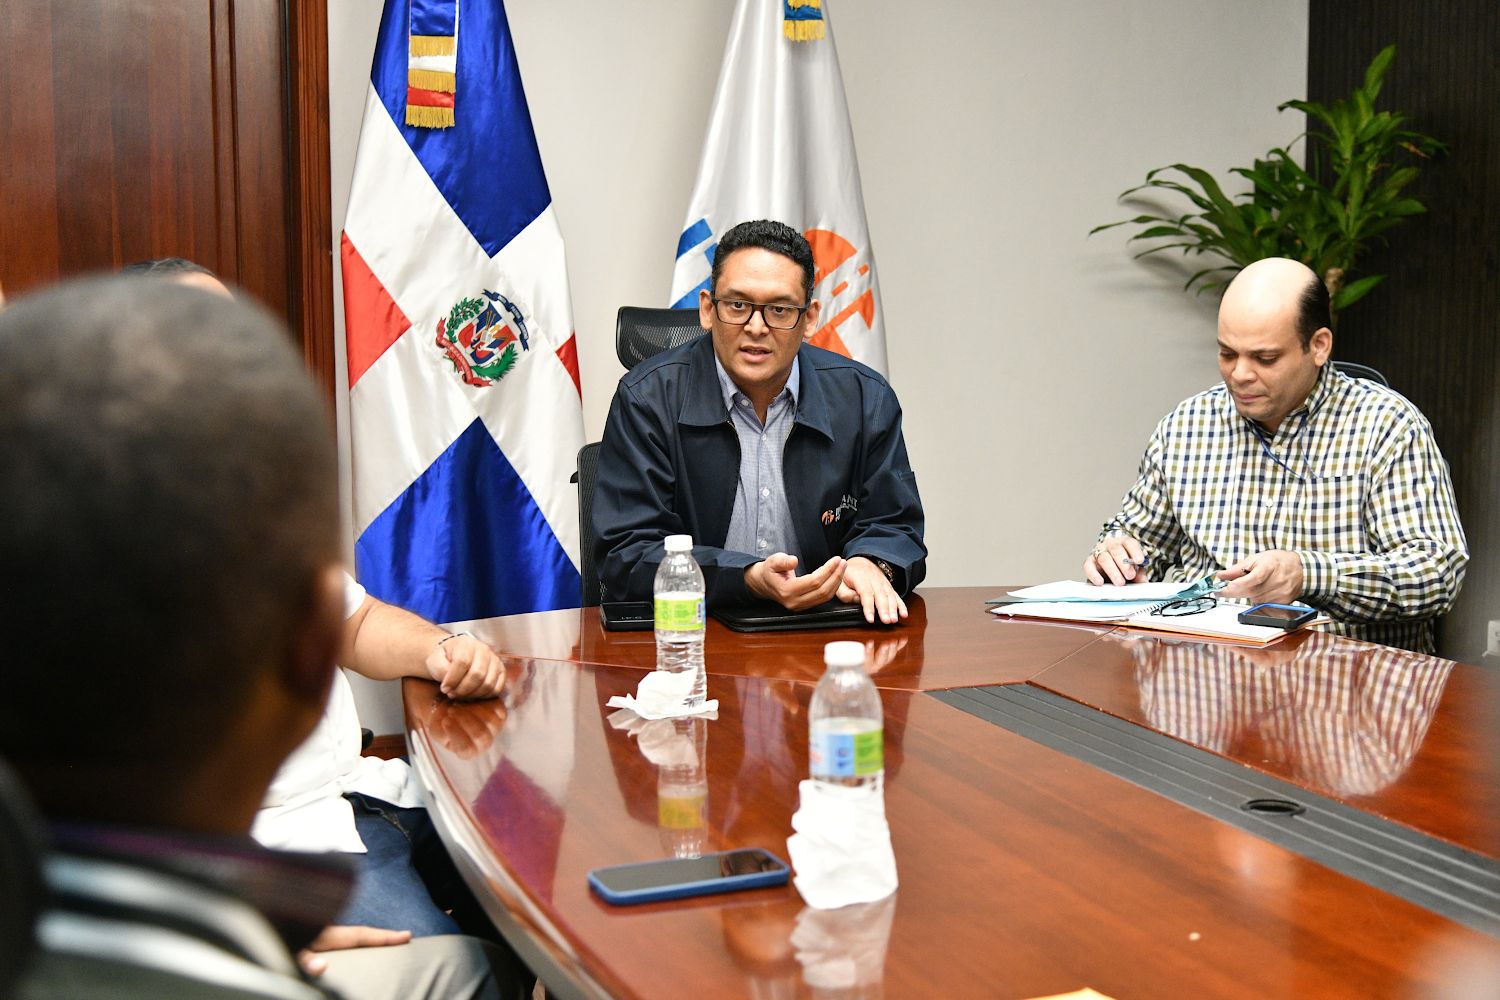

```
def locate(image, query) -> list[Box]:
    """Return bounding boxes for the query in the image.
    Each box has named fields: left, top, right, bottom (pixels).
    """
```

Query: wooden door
left=0, top=0, right=333, bottom=394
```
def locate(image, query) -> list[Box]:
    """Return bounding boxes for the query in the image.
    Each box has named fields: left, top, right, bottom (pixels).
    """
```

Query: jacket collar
left=679, top=335, right=731, bottom=427
left=679, top=338, right=834, bottom=440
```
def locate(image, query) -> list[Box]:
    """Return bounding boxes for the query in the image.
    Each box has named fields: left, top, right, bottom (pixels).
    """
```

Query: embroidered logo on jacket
left=821, top=494, right=858, bottom=525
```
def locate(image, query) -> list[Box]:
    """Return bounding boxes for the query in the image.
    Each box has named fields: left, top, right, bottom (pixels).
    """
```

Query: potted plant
left=1092, top=45, right=1444, bottom=328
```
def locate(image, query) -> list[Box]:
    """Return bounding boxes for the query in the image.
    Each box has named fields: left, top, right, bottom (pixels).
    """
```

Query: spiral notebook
left=989, top=598, right=1326, bottom=646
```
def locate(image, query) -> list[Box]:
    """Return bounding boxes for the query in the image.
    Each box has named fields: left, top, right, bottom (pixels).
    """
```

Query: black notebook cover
left=710, top=600, right=877, bottom=633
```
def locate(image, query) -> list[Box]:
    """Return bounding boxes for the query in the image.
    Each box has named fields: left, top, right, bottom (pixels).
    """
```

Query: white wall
left=328, top=0, right=1309, bottom=731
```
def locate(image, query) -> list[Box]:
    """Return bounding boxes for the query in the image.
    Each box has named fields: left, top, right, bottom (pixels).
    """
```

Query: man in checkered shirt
left=1084, top=257, right=1467, bottom=652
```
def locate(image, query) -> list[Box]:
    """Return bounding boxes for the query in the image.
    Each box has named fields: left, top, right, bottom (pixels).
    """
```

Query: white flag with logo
left=669, top=0, right=887, bottom=374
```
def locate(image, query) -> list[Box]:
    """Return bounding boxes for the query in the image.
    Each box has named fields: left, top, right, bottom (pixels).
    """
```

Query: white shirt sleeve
left=343, top=571, right=367, bottom=619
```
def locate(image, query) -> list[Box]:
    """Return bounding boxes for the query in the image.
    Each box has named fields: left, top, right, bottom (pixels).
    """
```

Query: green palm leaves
left=1092, top=46, right=1443, bottom=327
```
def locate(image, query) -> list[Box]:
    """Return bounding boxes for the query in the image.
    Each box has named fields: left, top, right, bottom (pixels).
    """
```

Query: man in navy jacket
left=594, top=220, right=925, bottom=623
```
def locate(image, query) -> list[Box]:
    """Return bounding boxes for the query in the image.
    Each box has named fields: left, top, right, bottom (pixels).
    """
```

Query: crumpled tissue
left=605, top=668, right=718, bottom=720
left=786, top=779, right=898, bottom=910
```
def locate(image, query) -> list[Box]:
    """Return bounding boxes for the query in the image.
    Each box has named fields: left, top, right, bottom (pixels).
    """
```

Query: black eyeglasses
left=710, top=298, right=809, bottom=331
left=1152, top=597, right=1217, bottom=617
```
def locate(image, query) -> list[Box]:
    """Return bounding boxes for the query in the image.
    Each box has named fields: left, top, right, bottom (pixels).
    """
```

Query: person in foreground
left=0, top=277, right=521, bottom=999
left=594, top=220, right=926, bottom=623
left=1083, top=256, right=1467, bottom=652
left=122, top=258, right=515, bottom=974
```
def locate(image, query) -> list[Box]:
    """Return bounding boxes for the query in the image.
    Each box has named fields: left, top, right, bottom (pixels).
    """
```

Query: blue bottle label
left=809, top=727, right=883, bottom=777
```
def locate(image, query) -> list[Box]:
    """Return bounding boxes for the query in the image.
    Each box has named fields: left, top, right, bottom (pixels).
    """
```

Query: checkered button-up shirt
left=1099, top=367, right=1468, bottom=652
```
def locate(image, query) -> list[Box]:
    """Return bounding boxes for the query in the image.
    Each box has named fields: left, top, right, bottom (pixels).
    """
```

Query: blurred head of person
left=0, top=275, right=343, bottom=834
left=122, top=256, right=234, bottom=299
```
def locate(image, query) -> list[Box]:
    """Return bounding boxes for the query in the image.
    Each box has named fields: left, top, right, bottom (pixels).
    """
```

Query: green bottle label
left=852, top=728, right=884, bottom=775
left=654, top=594, right=704, bottom=631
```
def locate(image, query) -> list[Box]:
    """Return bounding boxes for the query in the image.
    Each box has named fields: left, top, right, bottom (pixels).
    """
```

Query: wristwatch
left=872, top=558, right=895, bottom=583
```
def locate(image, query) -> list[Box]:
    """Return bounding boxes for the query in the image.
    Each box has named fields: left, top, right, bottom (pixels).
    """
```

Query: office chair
left=572, top=441, right=604, bottom=607
left=0, top=758, right=45, bottom=995
left=615, top=306, right=703, bottom=371
left=584, top=308, right=700, bottom=607
left=1333, top=361, right=1390, bottom=388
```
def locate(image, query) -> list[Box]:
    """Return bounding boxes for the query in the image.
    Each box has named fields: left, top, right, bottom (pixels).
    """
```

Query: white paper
left=1008, top=580, right=1198, bottom=602
left=991, top=600, right=1160, bottom=622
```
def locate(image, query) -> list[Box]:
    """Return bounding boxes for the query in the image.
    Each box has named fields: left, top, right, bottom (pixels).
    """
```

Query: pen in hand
left=1086, top=540, right=1153, bottom=586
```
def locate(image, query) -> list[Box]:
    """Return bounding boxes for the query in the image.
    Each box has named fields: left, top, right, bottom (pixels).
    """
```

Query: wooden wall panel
left=2, top=1, right=224, bottom=287
left=231, top=0, right=291, bottom=321
left=286, top=0, right=337, bottom=392
left=0, top=0, right=334, bottom=397
left=1, top=1, right=64, bottom=293
left=1308, top=0, right=1500, bottom=662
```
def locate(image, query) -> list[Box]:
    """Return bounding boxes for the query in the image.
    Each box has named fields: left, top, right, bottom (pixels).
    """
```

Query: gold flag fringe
left=408, top=69, right=456, bottom=92
left=406, top=105, right=455, bottom=129
left=783, top=19, right=825, bottom=42
left=409, top=34, right=456, bottom=57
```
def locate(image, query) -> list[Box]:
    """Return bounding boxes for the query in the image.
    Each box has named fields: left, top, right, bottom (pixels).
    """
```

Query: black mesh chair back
left=615, top=307, right=704, bottom=371
left=0, top=758, right=45, bottom=996
left=572, top=442, right=604, bottom=607
left=1333, top=361, right=1390, bottom=388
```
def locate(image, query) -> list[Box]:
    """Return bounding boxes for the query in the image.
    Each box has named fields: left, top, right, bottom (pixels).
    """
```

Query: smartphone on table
left=588, top=848, right=790, bottom=905
left=1236, top=603, right=1317, bottom=629
left=600, top=601, right=654, bottom=632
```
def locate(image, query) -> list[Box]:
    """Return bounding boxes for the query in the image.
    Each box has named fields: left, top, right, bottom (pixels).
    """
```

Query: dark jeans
left=337, top=792, right=491, bottom=940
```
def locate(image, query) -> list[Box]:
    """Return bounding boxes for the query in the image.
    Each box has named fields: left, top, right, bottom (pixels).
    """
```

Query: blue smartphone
left=587, top=848, right=790, bottom=905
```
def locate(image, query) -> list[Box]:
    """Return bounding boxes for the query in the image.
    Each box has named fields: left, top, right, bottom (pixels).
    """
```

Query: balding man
left=1084, top=257, right=1467, bottom=652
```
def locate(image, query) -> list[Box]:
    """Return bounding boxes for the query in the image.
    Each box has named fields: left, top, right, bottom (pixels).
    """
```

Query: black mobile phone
left=600, top=601, right=654, bottom=631
left=587, top=848, right=790, bottom=905
left=1236, top=603, right=1317, bottom=629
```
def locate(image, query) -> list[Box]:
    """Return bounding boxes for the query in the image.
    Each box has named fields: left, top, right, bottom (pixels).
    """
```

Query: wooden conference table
left=403, top=588, right=1500, bottom=999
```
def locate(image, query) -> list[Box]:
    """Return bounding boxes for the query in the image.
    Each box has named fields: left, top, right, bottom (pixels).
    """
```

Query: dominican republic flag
left=670, top=0, right=888, bottom=374
left=341, top=0, right=584, bottom=624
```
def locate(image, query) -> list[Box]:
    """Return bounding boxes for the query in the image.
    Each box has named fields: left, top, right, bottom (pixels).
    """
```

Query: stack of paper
left=988, top=580, right=1326, bottom=647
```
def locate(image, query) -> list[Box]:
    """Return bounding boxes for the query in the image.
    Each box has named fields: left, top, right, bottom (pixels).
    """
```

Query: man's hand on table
left=836, top=556, right=907, bottom=624
left=424, top=633, right=506, bottom=700
left=1217, top=549, right=1304, bottom=605
left=745, top=553, right=846, bottom=610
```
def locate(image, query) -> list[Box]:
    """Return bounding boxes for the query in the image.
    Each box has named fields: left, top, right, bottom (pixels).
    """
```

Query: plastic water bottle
left=654, top=534, right=706, bottom=707
left=809, top=641, right=884, bottom=793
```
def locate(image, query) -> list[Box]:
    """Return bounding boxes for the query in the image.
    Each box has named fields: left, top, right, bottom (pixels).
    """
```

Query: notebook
left=991, top=575, right=1224, bottom=605
left=990, top=599, right=1326, bottom=647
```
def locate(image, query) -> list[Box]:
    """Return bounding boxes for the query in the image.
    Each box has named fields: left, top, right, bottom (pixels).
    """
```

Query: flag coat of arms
left=341, top=0, right=584, bottom=623
left=670, top=0, right=888, bottom=374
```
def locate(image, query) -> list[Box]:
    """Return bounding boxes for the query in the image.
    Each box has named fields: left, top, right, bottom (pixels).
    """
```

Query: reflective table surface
left=408, top=588, right=1500, bottom=998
